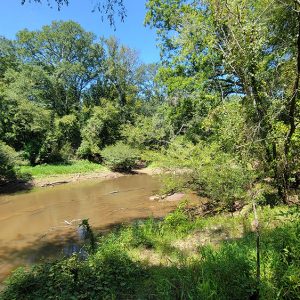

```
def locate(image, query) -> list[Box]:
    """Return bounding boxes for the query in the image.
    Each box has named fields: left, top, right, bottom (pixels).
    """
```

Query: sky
left=0, top=0, right=160, bottom=63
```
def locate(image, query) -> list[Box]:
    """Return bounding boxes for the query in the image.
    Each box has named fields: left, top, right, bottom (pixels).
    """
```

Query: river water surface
left=0, top=174, right=181, bottom=284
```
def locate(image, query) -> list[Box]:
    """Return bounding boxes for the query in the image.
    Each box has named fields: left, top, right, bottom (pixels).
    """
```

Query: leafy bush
left=163, top=203, right=192, bottom=233
left=0, top=97, right=51, bottom=165
left=0, top=141, right=18, bottom=182
left=37, top=114, right=80, bottom=164
left=121, top=113, right=172, bottom=150
left=155, top=137, right=255, bottom=210
left=195, top=148, right=254, bottom=210
left=2, top=250, right=144, bottom=300
left=101, top=142, right=140, bottom=171
left=159, top=173, right=192, bottom=195
left=77, top=104, right=121, bottom=161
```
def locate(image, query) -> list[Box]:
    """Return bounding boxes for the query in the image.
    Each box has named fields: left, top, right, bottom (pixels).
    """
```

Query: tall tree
left=15, top=21, right=105, bottom=115
left=102, top=36, right=141, bottom=106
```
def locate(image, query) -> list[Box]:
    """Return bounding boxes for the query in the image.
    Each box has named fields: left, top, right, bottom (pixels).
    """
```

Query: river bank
left=32, top=166, right=162, bottom=188
left=0, top=169, right=121, bottom=194
left=0, top=161, right=162, bottom=194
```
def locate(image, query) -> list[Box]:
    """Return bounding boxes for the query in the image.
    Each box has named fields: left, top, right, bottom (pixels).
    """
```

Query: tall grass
left=19, top=160, right=106, bottom=178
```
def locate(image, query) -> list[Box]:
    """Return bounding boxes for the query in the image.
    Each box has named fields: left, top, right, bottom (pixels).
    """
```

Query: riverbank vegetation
left=19, top=160, right=106, bottom=178
left=2, top=204, right=299, bottom=299
left=1, top=0, right=300, bottom=298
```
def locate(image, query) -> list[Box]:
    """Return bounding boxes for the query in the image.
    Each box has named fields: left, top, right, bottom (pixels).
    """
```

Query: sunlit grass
left=19, top=160, right=107, bottom=178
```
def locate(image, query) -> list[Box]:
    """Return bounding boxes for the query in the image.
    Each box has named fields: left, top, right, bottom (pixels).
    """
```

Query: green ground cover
left=18, top=160, right=106, bottom=178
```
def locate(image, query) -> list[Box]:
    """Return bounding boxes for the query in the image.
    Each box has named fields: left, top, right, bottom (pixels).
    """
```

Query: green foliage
left=16, top=20, right=105, bottom=116
left=102, top=36, right=141, bottom=106
left=121, top=113, right=171, bottom=150
left=202, top=99, right=247, bottom=153
left=101, top=142, right=140, bottom=171
left=19, top=160, right=105, bottom=178
left=194, top=148, right=253, bottom=210
left=265, top=220, right=300, bottom=299
left=163, top=202, right=192, bottom=234
left=79, top=219, right=97, bottom=252
left=0, top=141, right=18, bottom=182
left=0, top=96, right=51, bottom=165
left=2, top=250, right=144, bottom=300
left=77, top=103, right=121, bottom=161
left=155, top=137, right=255, bottom=210
left=38, top=114, right=80, bottom=163
left=145, top=0, right=300, bottom=201
left=129, top=220, right=156, bottom=249
left=159, top=173, right=191, bottom=195
left=0, top=37, right=17, bottom=79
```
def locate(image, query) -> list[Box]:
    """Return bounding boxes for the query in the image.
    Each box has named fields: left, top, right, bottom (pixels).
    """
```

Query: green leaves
left=0, top=141, right=19, bottom=182
left=15, top=21, right=105, bottom=116
left=101, top=142, right=140, bottom=171
left=77, top=103, right=121, bottom=160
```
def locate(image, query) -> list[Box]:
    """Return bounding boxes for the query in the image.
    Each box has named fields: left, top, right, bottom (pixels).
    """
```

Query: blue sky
left=0, top=0, right=160, bottom=63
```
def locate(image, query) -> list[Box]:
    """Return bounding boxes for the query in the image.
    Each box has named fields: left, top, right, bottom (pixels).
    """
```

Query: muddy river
left=0, top=174, right=182, bottom=284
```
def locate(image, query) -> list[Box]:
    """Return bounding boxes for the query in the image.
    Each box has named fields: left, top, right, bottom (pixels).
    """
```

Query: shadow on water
left=0, top=174, right=34, bottom=195
left=0, top=216, right=164, bottom=284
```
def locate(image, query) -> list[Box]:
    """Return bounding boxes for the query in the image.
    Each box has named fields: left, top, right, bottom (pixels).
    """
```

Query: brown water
left=0, top=174, right=181, bottom=283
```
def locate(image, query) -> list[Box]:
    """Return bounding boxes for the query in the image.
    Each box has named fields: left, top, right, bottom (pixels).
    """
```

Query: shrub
left=37, top=114, right=80, bottom=164
left=101, top=142, right=140, bottom=171
left=121, top=114, right=172, bottom=150
left=155, top=137, right=256, bottom=210
left=163, top=203, right=192, bottom=233
left=0, top=141, right=18, bottom=182
left=2, top=250, right=144, bottom=300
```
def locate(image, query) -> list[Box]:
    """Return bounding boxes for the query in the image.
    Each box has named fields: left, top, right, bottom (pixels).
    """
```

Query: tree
left=0, top=37, right=18, bottom=79
left=102, top=37, right=141, bottom=106
left=16, top=21, right=105, bottom=115
left=77, top=102, right=121, bottom=160
left=0, top=95, right=51, bottom=165
left=145, top=0, right=300, bottom=201
left=0, top=141, right=18, bottom=182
